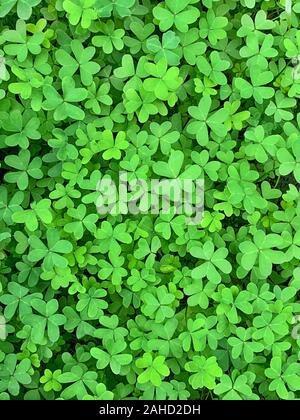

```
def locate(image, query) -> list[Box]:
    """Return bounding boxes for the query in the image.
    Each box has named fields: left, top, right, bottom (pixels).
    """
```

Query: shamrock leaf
left=190, top=241, right=232, bottom=285
left=277, top=141, right=300, bottom=183
left=235, top=68, right=274, bottom=104
left=153, top=0, right=200, bottom=33
left=199, top=9, right=228, bottom=45
left=187, top=95, right=228, bottom=146
left=143, top=58, right=183, bottom=101
left=265, top=357, right=300, bottom=399
left=12, top=199, right=52, bottom=231
left=58, top=366, right=98, bottom=400
left=27, top=228, right=73, bottom=271
left=0, top=0, right=41, bottom=20
left=185, top=356, right=222, bottom=390
left=141, top=286, right=175, bottom=323
left=146, top=31, right=181, bottom=66
left=4, top=149, right=43, bottom=190
left=92, top=20, right=124, bottom=54
left=0, top=355, right=32, bottom=396
left=42, top=77, right=87, bottom=121
left=56, top=40, right=100, bottom=86
left=95, top=0, right=135, bottom=18
left=63, top=0, right=97, bottom=28
left=239, top=231, right=286, bottom=277
left=214, top=372, right=257, bottom=400
left=22, top=298, right=66, bottom=344
left=2, top=19, right=44, bottom=62
left=97, top=129, right=129, bottom=160
left=136, top=353, right=170, bottom=387
left=90, top=340, right=132, bottom=374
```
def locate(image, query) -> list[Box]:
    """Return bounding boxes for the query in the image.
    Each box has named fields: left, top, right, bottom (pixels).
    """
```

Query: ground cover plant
left=0, top=0, right=300, bottom=401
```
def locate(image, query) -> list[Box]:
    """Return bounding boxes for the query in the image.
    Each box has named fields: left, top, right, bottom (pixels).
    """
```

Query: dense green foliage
left=0, top=0, right=300, bottom=401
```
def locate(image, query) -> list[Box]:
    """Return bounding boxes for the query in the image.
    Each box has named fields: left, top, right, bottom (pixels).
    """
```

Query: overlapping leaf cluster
left=0, top=0, right=300, bottom=401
